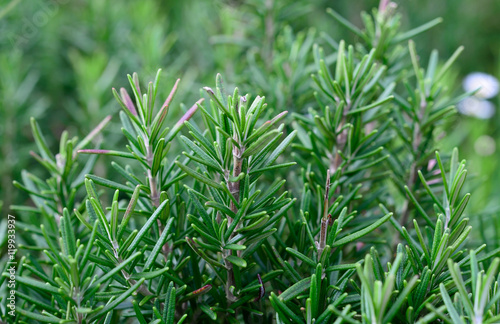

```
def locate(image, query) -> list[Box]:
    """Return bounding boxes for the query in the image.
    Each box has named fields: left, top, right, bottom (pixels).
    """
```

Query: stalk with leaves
left=180, top=74, right=296, bottom=312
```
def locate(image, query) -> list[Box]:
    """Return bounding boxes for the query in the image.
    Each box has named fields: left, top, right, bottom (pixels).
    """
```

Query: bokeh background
left=1, top=0, right=500, bottom=245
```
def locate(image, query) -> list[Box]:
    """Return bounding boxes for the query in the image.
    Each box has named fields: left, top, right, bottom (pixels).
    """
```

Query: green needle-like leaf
left=127, top=200, right=169, bottom=252
left=333, top=212, right=392, bottom=247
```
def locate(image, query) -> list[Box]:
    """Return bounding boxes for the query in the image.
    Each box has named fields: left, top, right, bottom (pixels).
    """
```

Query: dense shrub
left=2, top=1, right=500, bottom=323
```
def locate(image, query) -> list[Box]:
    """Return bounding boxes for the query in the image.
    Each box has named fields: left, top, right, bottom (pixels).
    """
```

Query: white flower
left=463, top=72, right=499, bottom=99
left=457, top=97, right=495, bottom=119
left=474, top=135, right=496, bottom=156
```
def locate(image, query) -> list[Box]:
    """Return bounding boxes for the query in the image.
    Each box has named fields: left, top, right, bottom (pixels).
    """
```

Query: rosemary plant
left=4, top=2, right=500, bottom=324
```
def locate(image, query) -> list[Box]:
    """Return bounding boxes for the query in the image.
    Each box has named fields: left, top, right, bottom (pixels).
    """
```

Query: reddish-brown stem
left=225, top=146, right=243, bottom=303
left=393, top=97, right=427, bottom=249
left=330, top=101, right=350, bottom=193
left=145, top=137, right=169, bottom=261
left=318, top=170, right=331, bottom=259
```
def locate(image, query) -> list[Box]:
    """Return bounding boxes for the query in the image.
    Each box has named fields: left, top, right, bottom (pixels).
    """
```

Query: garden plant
left=2, top=1, right=500, bottom=323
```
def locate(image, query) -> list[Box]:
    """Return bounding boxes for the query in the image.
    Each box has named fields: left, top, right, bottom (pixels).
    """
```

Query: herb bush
left=3, top=1, right=500, bottom=323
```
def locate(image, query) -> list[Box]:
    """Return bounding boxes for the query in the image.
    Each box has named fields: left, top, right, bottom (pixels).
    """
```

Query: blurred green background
left=1, top=0, right=499, bottom=242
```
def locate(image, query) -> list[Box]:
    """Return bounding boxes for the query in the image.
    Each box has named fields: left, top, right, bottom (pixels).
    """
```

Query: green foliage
left=181, top=74, right=296, bottom=309
left=4, top=1, right=500, bottom=324
left=422, top=254, right=500, bottom=324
